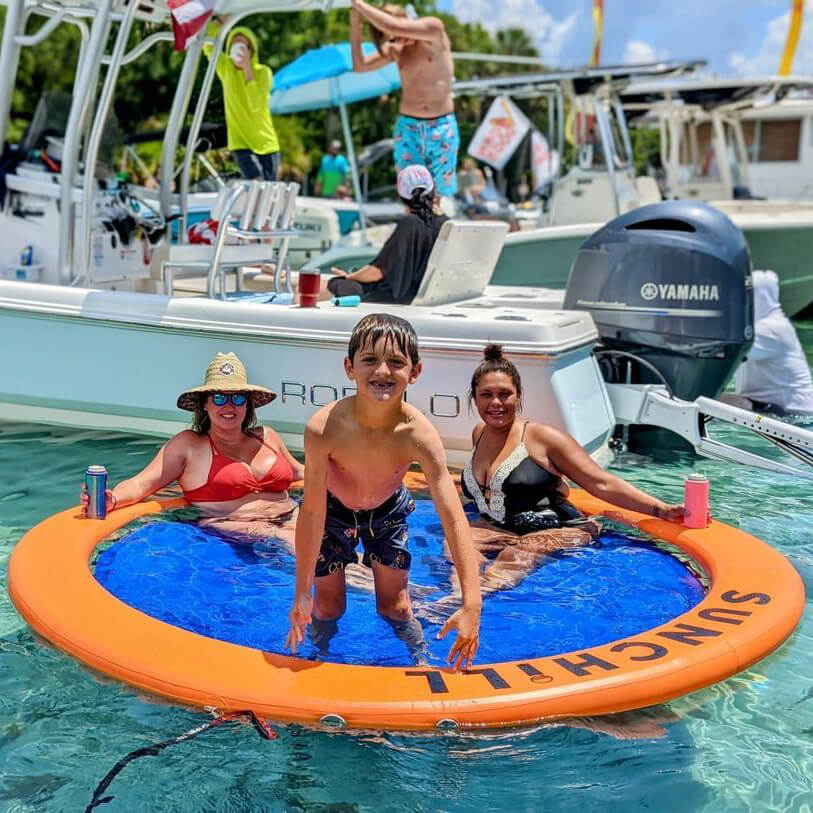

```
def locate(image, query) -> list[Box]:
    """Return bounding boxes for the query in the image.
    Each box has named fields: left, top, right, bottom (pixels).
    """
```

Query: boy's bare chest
left=329, top=431, right=412, bottom=478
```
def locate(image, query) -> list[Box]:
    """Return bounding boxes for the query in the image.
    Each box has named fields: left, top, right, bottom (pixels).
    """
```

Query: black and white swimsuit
left=461, top=422, right=588, bottom=535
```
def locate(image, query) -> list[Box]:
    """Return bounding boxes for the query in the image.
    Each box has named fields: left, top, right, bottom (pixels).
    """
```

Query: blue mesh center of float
left=94, top=501, right=705, bottom=666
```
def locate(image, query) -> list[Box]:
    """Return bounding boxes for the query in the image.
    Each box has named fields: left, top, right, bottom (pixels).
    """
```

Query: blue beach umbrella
left=271, top=44, right=401, bottom=236
left=271, top=43, right=400, bottom=113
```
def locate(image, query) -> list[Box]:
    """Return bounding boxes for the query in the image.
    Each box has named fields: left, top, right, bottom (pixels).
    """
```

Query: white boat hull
left=0, top=281, right=614, bottom=467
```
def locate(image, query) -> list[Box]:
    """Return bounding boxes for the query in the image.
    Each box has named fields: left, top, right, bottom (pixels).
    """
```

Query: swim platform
left=8, top=487, right=804, bottom=730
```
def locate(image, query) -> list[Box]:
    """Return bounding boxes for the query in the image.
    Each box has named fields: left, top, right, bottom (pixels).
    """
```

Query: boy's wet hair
left=348, top=313, right=420, bottom=366
left=469, top=343, right=524, bottom=411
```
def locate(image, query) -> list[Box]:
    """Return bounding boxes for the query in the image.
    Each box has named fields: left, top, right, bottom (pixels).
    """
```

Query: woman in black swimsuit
left=461, top=344, right=685, bottom=593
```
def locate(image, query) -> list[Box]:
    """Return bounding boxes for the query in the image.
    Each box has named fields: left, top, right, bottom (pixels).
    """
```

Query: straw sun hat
left=177, top=352, right=277, bottom=411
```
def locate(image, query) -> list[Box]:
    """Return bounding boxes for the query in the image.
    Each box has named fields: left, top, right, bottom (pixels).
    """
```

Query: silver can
left=85, top=465, right=108, bottom=519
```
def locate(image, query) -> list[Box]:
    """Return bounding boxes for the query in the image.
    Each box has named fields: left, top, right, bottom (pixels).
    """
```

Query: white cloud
left=622, top=40, right=658, bottom=64
left=448, top=0, right=578, bottom=64
left=729, top=0, right=813, bottom=75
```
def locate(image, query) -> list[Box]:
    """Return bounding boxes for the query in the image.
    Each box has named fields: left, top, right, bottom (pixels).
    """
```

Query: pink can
left=683, top=473, right=710, bottom=528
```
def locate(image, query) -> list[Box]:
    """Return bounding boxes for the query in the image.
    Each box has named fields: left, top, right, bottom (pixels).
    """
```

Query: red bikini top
left=182, top=433, right=294, bottom=503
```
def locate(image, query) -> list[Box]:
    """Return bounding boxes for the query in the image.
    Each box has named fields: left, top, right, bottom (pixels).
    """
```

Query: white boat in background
left=306, top=61, right=704, bottom=283
left=313, top=69, right=813, bottom=317
left=741, top=94, right=813, bottom=202
left=1, top=0, right=812, bottom=481
left=621, top=75, right=813, bottom=316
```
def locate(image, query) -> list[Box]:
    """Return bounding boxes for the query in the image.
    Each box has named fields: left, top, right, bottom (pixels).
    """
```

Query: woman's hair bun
left=483, top=343, right=503, bottom=361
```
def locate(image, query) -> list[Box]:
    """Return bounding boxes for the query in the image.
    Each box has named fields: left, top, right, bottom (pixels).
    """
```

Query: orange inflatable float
left=8, top=488, right=804, bottom=731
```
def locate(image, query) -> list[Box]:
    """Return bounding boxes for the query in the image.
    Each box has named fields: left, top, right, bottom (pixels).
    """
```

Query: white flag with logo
left=467, top=95, right=532, bottom=171
left=530, top=129, right=560, bottom=190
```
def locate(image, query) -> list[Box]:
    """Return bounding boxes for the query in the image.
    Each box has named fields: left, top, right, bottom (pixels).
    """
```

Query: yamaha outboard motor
left=564, top=201, right=753, bottom=406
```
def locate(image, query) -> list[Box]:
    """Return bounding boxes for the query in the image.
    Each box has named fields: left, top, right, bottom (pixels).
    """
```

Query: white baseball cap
left=397, top=164, right=434, bottom=199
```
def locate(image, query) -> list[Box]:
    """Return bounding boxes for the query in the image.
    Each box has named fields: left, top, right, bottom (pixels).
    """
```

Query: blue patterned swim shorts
left=315, top=486, right=415, bottom=577
left=393, top=112, right=460, bottom=197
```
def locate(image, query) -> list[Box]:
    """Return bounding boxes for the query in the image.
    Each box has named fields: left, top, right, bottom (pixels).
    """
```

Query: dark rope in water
left=85, top=711, right=276, bottom=812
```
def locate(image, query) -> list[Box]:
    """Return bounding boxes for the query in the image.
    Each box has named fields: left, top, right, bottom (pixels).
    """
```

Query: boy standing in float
left=285, top=314, right=482, bottom=668
left=350, top=0, right=460, bottom=199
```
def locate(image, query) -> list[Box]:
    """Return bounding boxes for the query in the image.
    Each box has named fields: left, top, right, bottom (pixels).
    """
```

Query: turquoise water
left=2, top=334, right=813, bottom=810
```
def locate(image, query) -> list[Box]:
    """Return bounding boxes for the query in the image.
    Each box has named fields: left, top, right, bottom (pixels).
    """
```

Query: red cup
left=297, top=270, right=321, bottom=307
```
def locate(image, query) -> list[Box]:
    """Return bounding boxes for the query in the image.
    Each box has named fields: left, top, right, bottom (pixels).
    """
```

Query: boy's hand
left=285, top=592, right=313, bottom=653
left=438, top=605, right=481, bottom=671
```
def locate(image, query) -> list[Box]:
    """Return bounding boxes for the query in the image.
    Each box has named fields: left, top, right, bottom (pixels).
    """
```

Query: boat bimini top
left=452, top=59, right=707, bottom=100
left=621, top=74, right=813, bottom=115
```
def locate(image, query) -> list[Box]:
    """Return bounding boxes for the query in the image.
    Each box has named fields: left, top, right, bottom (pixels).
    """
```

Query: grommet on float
left=320, top=714, right=347, bottom=728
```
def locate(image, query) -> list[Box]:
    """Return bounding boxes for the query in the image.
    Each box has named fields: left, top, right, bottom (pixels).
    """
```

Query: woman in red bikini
left=84, top=352, right=303, bottom=543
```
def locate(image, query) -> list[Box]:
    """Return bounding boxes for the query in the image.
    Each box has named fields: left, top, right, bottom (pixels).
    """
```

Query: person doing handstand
left=285, top=314, right=482, bottom=668
left=350, top=0, right=459, bottom=197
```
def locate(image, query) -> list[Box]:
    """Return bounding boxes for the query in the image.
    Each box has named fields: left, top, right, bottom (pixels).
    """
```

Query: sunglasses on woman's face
left=211, top=392, right=248, bottom=407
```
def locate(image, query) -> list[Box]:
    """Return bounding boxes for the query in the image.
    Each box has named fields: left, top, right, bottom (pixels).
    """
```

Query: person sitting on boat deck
left=82, top=352, right=303, bottom=543
left=457, top=156, right=487, bottom=205
left=350, top=0, right=459, bottom=198
left=326, top=164, right=447, bottom=304
left=730, top=269, right=813, bottom=416
left=204, top=20, right=280, bottom=181
left=315, top=140, right=350, bottom=198
left=459, top=344, right=685, bottom=594
left=285, top=314, right=482, bottom=669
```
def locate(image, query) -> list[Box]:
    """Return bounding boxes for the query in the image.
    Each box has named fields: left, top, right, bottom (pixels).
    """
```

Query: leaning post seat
left=411, top=220, right=509, bottom=307
left=161, top=180, right=299, bottom=297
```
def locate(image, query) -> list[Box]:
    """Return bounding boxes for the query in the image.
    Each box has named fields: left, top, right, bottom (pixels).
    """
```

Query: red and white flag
left=467, top=96, right=531, bottom=171
left=168, top=0, right=216, bottom=52
left=530, top=130, right=560, bottom=191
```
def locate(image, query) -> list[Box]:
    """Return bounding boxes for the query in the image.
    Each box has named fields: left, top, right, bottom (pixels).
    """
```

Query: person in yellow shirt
left=205, top=22, right=280, bottom=180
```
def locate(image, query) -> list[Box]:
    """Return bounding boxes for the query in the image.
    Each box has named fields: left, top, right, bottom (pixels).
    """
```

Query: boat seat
left=161, top=180, right=299, bottom=298
left=411, top=220, right=509, bottom=307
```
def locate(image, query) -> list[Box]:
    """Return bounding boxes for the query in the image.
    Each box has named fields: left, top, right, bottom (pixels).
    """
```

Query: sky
left=438, top=0, right=813, bottom=77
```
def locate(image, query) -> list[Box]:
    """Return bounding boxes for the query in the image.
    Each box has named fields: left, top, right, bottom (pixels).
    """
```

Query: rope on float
left=84, top=711, right=276, bottom=812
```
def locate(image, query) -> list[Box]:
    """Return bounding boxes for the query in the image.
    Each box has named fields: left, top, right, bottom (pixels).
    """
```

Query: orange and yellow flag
left=779, top=0, right=804, bottom=75
left=591, top=0, right=604, bottom=67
